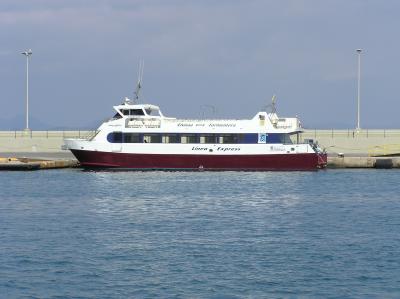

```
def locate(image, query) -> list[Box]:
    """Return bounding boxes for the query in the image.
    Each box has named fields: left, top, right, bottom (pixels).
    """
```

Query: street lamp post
left=22, top=49, right=32, bottom=131
left=356, top=49, right=362, bottom=132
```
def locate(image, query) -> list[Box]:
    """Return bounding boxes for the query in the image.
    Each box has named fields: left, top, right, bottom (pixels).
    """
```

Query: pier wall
left=298, top=130, right=400, bottom=156
left=1, top=130, right=400, bottom=156
left=0, top=131, right=95, bottom=153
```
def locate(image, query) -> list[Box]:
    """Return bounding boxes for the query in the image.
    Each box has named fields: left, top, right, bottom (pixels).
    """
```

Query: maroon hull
left=71, top=149, right=327, bottom=170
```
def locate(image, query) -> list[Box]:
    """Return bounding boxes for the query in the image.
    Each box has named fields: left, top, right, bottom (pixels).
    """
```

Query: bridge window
left=131, top=109, right=145, bottom=115
left=145, top=109, right=161, bottom=116
left=112, top=113, right=122, bottom=119
left=121, top=109, right=145, bottom=116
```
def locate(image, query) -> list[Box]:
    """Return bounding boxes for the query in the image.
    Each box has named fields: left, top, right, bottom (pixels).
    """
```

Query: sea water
left=1, top=169, right=399, bottom=298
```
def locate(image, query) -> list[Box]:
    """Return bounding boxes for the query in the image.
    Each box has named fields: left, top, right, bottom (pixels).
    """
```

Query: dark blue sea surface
left=1, top=169, right=400, bottom=298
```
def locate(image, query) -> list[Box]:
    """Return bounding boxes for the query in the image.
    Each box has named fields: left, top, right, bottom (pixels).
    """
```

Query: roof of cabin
left=114, top=103, right=160, bottom=110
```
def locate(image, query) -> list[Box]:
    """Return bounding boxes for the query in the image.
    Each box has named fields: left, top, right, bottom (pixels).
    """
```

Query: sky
left=1, top=0, right=400, bottom=129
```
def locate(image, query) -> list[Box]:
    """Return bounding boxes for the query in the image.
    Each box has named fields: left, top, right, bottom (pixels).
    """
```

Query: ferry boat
left=64, top=77, right=327, bottom=170
left=64, top=101, right=327, bottom=170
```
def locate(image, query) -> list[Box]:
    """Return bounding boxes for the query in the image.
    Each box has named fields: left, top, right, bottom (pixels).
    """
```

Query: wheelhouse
left=112, top=99, right=164, bottom=119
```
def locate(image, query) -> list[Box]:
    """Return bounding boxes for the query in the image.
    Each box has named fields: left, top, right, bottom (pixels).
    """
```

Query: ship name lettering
left=217, top=147, right=240, bottom=152
left=192, top=146, right=208, bottom=151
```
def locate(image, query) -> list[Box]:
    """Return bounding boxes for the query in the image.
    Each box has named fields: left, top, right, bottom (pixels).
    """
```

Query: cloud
left=1, top=0, right=400, bottom=128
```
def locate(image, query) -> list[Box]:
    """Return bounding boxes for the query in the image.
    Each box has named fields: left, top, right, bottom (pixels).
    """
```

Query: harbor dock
left=0, top=156, right=78, bottom=171
left=328, top=156, right=400, bottom=169
left=1, top=129, right=400, bottom=169
left=1, top=155, right=399, bottom=170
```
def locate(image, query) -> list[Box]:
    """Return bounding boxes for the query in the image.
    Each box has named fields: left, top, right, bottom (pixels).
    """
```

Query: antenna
left=267, top=94, right=279, bottom=127
left=264, top=94, right=277, bottom=113
left=133, top=60, right=144, bottom=102
left=271, top=94, right=276, bottom=113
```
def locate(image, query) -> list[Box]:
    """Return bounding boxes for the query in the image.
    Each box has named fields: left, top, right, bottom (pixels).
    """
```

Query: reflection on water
left=1, top=169, right=400, bottom=298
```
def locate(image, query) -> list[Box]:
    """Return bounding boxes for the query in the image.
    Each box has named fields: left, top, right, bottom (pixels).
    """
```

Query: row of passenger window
left=107, top=132, right=291, bottom=144
left=109, top=133, right=242, bottom=144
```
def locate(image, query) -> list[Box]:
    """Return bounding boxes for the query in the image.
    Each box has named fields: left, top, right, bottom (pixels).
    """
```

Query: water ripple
left=1, top=169, right=400, bottom=298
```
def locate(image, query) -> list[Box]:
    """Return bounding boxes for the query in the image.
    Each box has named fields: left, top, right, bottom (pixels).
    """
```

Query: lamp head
left=21, top=49, right=33, bottom=56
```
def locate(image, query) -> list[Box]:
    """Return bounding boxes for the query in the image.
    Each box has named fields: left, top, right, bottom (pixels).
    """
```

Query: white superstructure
left=65, top=97, right=317, bottom=156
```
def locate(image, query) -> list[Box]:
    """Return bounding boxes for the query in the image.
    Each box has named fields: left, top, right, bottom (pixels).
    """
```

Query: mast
left=133, top=60, right=144, bottom=102
left=271, top=94, right=277, bottom=113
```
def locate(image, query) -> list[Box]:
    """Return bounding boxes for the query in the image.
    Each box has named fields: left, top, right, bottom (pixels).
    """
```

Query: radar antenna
left=264, top=94, right=277, bottom=113
left=133, top=60, right=144, bottom=102
left=267, top=94, right=279, bottom=127
left=271, top=94, right=277, bottom=113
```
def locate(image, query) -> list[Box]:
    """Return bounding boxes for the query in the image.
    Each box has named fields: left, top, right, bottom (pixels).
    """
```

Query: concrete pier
left=328, top=156, right=400, bottom=168
left=298, top=129, right=400, bottom=156
left=1, top=129, right=400, bottom=169
left=0, top=156, right=78, bottom=170
left=0, top=130, right=95, bottom=153
left=2, top=129, right=400, bottom=155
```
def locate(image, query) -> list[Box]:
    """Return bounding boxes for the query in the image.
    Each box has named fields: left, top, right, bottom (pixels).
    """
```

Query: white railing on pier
left=300, top=129, right=400, bottom=139
left=0, top=130, right=98, bottom=139
left=1, top=129, right=400, bottom=139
